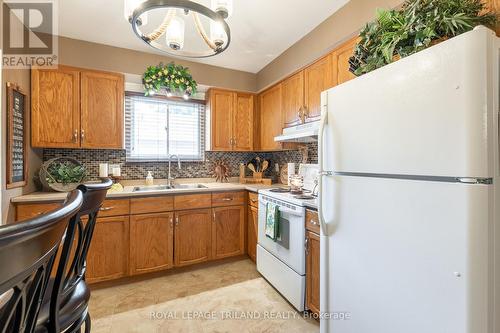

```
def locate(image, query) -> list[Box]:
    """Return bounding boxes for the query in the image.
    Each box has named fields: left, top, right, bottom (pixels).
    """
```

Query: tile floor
left=89, top=258, right=319, bottom=333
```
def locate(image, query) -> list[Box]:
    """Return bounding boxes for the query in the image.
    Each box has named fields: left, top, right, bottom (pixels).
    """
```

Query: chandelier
left=125, top=0, right=232, bottom=58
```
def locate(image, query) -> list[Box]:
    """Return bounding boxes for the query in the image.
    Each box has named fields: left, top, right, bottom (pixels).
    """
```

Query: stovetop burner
left=294, top=195, right=316, bottom=200
left=269, top=188, right=291, bottom=193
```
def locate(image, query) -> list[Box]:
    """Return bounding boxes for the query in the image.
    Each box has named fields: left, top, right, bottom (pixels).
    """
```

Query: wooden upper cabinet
left=31, top=65, right=124, bottom=149
left=130, top=212, right=174, bottom=275
left=233, top=93, right=254, bottom=151
left=81, top=70, right=124, bottom=149
left=331, top=37, right=358, bottom=86
left=282, top=71, right=304, bottom=128
left=259, top=84, right=283, bottom=151
left=207, top=89, right=254, bottom=151
left=174, top=209, right=212, bottom=267
left=31, top=66, right=80, bottom=148
left=209, top=89, right=234, bottom=151
left=212, top=206, right=245, bottom=260
left=304, top=56, right=332, bottom=122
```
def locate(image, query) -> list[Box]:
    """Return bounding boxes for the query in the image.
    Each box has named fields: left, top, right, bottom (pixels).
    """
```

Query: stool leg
left=84, top=313, right=91, bottom=333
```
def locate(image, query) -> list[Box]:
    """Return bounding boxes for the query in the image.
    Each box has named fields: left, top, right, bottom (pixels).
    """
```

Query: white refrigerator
left=318, top=26, right=500, bottom=333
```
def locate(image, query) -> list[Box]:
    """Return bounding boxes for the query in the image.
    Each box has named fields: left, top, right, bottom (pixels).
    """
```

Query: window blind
left=125, top=93, right=205, bottom=162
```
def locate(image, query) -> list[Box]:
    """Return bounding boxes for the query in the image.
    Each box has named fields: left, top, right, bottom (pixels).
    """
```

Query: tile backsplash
left=43, top=143, right=318, bottom=182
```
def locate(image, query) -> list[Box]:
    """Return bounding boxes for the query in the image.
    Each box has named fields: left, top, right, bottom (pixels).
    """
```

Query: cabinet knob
left=73, top=129, right=78, bottom=143
left=99, top=206, right=114, bottom=211
left=80, top=129, right=85, bottom=143
left=175, top=216, right=179, bottom=226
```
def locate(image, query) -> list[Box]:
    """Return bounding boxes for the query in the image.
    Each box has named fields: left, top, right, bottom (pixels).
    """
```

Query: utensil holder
left=253, top=172, right=263, bottom=179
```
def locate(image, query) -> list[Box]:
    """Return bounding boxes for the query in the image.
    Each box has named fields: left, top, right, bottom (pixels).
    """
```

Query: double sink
left=132, top=183, right=207, bottom=192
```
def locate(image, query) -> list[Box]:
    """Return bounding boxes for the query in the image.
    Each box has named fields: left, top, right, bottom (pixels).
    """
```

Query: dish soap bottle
left=145, top=171, right=154, bottom=186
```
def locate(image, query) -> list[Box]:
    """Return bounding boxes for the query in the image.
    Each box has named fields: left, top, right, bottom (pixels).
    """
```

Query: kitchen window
left=125, top=93, right=205, bottom=162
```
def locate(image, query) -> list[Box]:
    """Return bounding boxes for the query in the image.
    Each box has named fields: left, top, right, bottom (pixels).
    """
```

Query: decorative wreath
left=143, top=62, right=198, bottom=97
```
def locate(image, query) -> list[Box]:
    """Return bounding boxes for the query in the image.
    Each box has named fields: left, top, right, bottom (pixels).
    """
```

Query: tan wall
left=57, top=36, right=257, bottom=92
left=1, top=70, right=43, bottom=224
left=256, top=0, right=404, bottom=91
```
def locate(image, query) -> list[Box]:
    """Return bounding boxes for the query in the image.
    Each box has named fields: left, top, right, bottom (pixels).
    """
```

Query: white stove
left=256, top=164, right=318, bottom=312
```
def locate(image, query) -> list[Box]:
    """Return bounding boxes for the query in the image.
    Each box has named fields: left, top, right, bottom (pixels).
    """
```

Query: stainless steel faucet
left=167, top=154, right=181, bottom=187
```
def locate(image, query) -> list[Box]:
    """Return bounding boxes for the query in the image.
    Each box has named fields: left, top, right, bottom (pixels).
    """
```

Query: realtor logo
left=2, top=0, right=58, bottom=68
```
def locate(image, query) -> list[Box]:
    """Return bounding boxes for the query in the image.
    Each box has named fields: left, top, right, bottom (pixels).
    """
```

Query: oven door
left=258, top=194, right=306, bottom=275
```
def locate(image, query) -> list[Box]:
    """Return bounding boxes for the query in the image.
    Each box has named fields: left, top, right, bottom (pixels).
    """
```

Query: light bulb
left=166, top=16, right=185, bottom=51
left=210, top=20, right=225, bottom=47
left=124, top=0, right=148, bottom=25
left=211, top=0, right=233, bottom=19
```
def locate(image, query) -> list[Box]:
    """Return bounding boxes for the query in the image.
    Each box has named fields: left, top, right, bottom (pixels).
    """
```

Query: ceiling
left=58, top=0, right=350, bottom=73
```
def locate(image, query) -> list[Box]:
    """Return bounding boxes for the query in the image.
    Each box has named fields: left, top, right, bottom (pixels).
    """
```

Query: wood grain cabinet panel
left=282, top=71, right=305, bottom=127
left=304, top=56, right=332, bottom=122
left=233, top=93, right=254, bottom=151
left=130, top=212, right=174, bottom=275
left=174, top=209, right=212, bottom=267
left=130, top=196, right=173, bottom=215
left=31, top=66, right=81, bottom=148
left=174, top=193, right=212, bottom=210
left=86, top=215, right=129, bottom=283
left=305, top=209, right=320, bottom=234
left=259, top=84, right=283, bottom=151
left=247, top=205, right=258, bottom=262
left=212, top=191, right=245, bottom=207
left=331, top=37, right=358, bottom=87
left=16, top=202, right=62, bottom=221
left=81, top=70, right=124, bottom=149
left=306, top=230, right=320, bottom=316
left=247, top=192, right=258, bottom=208
left=209, top=89, right=234, bottom=151
left=212, top=206, right=245, bottom=260
left=98, top=199, right=130, bottom=217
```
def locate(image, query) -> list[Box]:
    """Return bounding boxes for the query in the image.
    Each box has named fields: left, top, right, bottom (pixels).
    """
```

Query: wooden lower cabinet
left=306, top=231, right=320, bottom=315
left=174, top=209, right=212, bottom=267
left=86, top=215, right=129, bottom=283
left=247, top=205, right=258, bottom=262
left=212, top=205, right=245, bottom=259
left=130, top=212, right=174, bottom=275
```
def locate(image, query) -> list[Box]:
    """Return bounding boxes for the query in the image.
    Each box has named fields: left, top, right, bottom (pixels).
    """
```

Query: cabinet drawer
left=98, top=199, right=130, bottom=217
left=16, top=202, right=62, bottom=221
left=248, top=191, right=259, bottom=208
left=174, top=194, right=211, bottom=210
left=212, top=191, right=245, bottom=207
left=305, top=209, right=320, bottom=234
left=130, top=196, right=174, bottom=215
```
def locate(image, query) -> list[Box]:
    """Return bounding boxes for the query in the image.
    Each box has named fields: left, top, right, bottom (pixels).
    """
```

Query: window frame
left=124, top=91, right=206, bottom=163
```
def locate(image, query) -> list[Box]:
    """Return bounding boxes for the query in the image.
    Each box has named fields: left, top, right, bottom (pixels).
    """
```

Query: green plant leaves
left=350, top=0, right=497, bottom=76
left=142, top=62, right=198, bottom=97
left=46, top=161, right=86, bottom=185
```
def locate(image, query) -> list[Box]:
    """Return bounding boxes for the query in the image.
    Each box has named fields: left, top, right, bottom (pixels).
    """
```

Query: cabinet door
left=304, top=56, right=332, bottom=122
left=259, top=84, right=283, bottom=151
left=282, top=71, right=304, bottom=127
left=247, top=205, right=258, bottom=262
left=31, top=66, right=80, bottom=148
left=233, top=93, right=254, bottom=151
left=306, top=231, right=320, bottom=315
left=331, top=37, right=358, bottom=87
left=212, top=206, right=245, bottom=259
left=130, top=212, right=174, bottom=275
left=209, top=89, right=234, bottom=151
left=86, top=216, right=129, bottom=283
left=174, top=209, right=212, bottom=267
left=81, top=70, right=124, bottom=149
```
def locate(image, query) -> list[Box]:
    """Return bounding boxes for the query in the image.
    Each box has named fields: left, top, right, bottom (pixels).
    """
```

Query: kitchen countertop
left=10, top=178, right=279, bottom=204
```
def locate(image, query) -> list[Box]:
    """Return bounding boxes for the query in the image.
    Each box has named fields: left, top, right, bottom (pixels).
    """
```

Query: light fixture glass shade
left=210, top=21, right=225, bottom=47
left=124, top=0, right=148, bottom=25
left=166, top=16, right=185, bottom=51
left=211, top=0, right=233, bottom=18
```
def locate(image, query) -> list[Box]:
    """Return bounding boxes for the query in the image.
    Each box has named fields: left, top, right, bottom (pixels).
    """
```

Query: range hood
left=274, top=121, right=319, bottom=143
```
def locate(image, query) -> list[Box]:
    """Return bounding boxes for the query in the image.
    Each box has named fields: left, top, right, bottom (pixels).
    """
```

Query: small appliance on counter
left=256, top=163, right=318, bottom=311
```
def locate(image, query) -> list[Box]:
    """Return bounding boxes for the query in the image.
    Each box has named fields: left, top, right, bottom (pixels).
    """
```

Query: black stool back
left=0, top=190, right=83, bottom=333
left=48, top=179, right=112, bottom=332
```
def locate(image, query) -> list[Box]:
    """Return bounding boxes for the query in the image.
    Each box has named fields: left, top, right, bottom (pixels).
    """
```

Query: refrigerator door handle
left=318, top=97, right=332, bottom=237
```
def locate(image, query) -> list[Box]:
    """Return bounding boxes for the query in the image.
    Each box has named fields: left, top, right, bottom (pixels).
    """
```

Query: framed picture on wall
left=6, top=82, right=27, bottom=189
